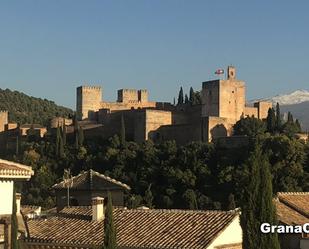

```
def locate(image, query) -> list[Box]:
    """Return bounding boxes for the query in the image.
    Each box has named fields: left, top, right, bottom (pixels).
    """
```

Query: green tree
left=62, top=120, right=67, bottom=146
left=184, top=94, right=189, bottom=104
left=287, top=112, right=294, bottom=123
left=189, top=87, right=195, bottom=105
left=240, top=145, right=280, bottom=249
left=120, top=115, right=126, bottom=146
left=104, top=192, right=116, bottom=249
left=233, top=116, right=266, bottom=137
left=144, top=184, right=154, bottom=208
left=11, top=184, right=19, bottom=249
left=78, top=127, right=84, bottom=148
left=266, top=108, right=276, bottom=133
left=177, top=87, right=184, bottom=105
left=227, top=193, right=236, bottom=210
left=275, top=102, right=281, bottom=131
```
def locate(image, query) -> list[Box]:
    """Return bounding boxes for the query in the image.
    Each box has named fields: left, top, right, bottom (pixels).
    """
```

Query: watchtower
left=76, top=86, right=102, bottom=120
left=0, top=111, right=8, bottom=132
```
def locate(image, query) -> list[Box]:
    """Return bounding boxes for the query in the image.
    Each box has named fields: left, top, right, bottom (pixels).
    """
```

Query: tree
left=104, top=192, right=116, bottom=249
left=233, top=117, right=266, bottom=137
left=120, top=115, right=126, bottom=146
left=287, top=112, right=294, bottom=123
left=227, top=193, right=236, bottom=210
left=266, top=108, right=276, bottom=133
left=144, top=184, right=154, bottom=208
left=189, top=87, right=195, bottom=105
left=11, top=184, right=19, bottom=249
left=62, top=120, right=67, bottom=146
left=184, top=94, right=189, bottom=104
left=78, top=127, right=84, bottom=148
left=56, top=124, right=61, bottom=157
left=177, top=87, right=184, bottom=105
left=275, top=102, right=281, bottom=131
left=240, top=145, right=280, bottom=249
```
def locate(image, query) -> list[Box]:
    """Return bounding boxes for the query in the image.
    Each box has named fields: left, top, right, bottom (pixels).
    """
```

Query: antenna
left=63, top=169, right=73, bottom=207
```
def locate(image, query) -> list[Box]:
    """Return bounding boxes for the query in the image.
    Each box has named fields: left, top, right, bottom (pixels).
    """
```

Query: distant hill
left=251, top=90, right=309, bottom=131
left=0, top=88, right=73, bottom=126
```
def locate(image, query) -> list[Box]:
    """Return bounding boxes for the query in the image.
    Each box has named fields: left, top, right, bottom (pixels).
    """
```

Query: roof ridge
left=0, top=158, right=33, bottom=172
left=277, top=192, right=309, bottom=195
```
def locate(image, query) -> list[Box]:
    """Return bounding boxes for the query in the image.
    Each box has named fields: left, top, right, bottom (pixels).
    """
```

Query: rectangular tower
left=0, top=111, right=8, bottom=132
left=76, top=86, right=102, bottom=120
left=117, top=89, right=139, bottom=103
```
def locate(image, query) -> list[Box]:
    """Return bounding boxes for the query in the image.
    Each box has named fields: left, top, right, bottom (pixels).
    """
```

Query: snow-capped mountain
left=252, top=90, right=309, bottom=105
left=250, top=90, right=309, bottom=130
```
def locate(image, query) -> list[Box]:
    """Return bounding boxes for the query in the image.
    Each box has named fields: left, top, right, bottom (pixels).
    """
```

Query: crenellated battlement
left=79, top=85, right=102, bottom=91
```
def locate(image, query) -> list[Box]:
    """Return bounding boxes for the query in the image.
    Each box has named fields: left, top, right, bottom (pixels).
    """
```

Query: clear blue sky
left=1, top=1, right=308, bottom=109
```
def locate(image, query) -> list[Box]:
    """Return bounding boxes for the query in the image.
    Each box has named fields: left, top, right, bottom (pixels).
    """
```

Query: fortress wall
left=145, top=110, right=172, bottom=140
left=76, top=86, right=102, bottom=120
left=100, top=101, right=157, bottom=112
left=202, top=80, right=220, bottom=117
left=152, top=122, right=202, bottom=145
left=138, top=89, right=148, bottom=102
left=254, top=101, right=273, bottom=119
left=117, top=89, right=139, bottom=103
left=0, top=111, right=8, bottom=132
left=202, top=116, right=233, bottom=142
left=244, top=107, right=258, bottom=118
left=50, top=117, right=73, bottom=128
left=219, top=80, right=245, bottom=123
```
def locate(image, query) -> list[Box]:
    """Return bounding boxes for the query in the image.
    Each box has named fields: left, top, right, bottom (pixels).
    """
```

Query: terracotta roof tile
left=0, top=159, right=33, bottom=179
left=26, top=206, right=239, bottom=249
left=276, top=192, right=309, bottom=225
left=52, top=169, right=130, bottom=191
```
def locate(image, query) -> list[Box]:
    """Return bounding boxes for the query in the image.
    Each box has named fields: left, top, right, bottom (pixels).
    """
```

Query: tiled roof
left=276, top=192, right=309, bottom=225
left=25, top=206, right=239, bottom=249
left=52, top=169, right=131, bottom=191
left=0, top=159, right=34, bottom=179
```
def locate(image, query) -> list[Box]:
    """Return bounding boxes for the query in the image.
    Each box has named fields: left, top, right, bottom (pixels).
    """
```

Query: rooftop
left=25, top=206, right=239, bottom=249
left=0, top=159, right=34, bottom=179
left=52, top=169, right=131, bottom=191
left=275, top=192, right=309, bottom=225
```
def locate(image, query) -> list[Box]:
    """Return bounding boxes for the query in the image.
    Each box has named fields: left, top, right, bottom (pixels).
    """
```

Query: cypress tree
left=144, top=184, right=154, bottom=208
left=173, top=97, right=176, bottom=106
left=120, top=115, right=126, bottom=146
left=240, top=145, right=280, bottom=249
left=184, top=94, right=189, bottom=104
left=59, top=135, right=64, bottom=158
left=189, top=87, right=195, bottom=105
left=62, top=119, right=67, bottom=146
left=75, top=131, right=79, bottom=150
left=287, top=112, right=294, bottom=123
left=15, top=135, right=20, bottom=156
left=56, top=124, right=61, bottom=157
left=266, top=108, right=276, bottom=133
left=275, top=102, right=281, bottom=131
left=177, top=87, right=184, bottom=105
left=227, top=193, right=236, bottom=210
left=295, top=119, right=301, bottom=132
left=104, top=192, right=116, bottom=249
left=78, top=127, right=84, bottom=147
left=11, top=185, right=19, bottom=249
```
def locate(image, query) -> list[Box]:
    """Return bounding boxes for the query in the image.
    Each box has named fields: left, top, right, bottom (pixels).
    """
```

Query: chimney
left=92, top=197, right=104, bottom=221
left=16, top=193, right=21, bottom=214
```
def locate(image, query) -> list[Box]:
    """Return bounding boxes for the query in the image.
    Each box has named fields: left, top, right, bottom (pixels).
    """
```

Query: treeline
left=0, top=88, right=73, bottom=126
left=175, top=86, right=201, bottom=105
left=4, top=115, right=308, bottom=210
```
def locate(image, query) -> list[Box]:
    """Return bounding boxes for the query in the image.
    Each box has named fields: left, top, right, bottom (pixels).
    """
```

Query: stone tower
left=202, top=66, right=245, bottom=123
left=0, top=111, right=8, bottom=132
left=76, top=86, right=102, bottom=120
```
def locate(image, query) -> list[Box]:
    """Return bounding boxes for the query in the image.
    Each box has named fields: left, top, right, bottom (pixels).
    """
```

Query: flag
left=215, top=69, right=224, bottom=75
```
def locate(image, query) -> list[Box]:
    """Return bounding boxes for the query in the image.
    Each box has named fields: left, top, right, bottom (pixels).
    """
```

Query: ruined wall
left=0, top=111, right=8, bottom=132
left=254, top=101, right=272, bottom=119
left=244, top=107, right=258, bottom=118
left=76, top=86, right=102, bottom=120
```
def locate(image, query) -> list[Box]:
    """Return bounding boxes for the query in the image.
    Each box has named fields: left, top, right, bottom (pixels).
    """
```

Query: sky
left=0, top=1, right=309, bottom=109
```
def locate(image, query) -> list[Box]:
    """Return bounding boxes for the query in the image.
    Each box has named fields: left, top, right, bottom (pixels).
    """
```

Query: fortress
left=76, top=66, right=272, bottom=144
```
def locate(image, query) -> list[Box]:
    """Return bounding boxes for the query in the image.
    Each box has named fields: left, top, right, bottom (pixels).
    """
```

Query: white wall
left=207, top=216, right=242, bottom=249
left=0, top=180, right=13, bottom=215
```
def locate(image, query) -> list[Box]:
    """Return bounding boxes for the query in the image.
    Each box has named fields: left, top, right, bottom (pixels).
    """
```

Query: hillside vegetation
left=0, top=88, right=73, bottom=126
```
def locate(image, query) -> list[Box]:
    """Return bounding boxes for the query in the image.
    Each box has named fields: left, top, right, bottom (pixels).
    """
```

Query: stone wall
left=76, top=86, right=102, bottom=120
left=244, top=107, right=258, bottom=118
left=0, top=111, right=8, bottom=133
left=254, top=101, right=272, bottom=119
